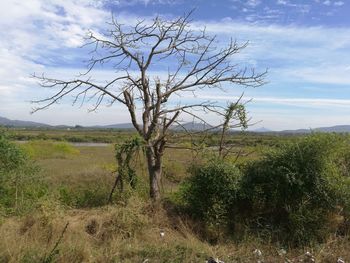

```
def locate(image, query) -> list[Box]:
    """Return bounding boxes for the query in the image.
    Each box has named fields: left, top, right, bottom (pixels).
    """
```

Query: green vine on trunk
left=108, top=136, right=143, bottom=203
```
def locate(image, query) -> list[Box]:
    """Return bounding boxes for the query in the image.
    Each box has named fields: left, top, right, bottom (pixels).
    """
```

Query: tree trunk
left=145, top=147, right=162, bottom=202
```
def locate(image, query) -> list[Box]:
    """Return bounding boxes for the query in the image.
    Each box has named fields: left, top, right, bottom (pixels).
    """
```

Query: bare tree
left=33, top=12, right=266, bottom=202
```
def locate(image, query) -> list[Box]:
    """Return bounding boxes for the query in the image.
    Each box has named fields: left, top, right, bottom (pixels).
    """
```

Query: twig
left=42, top=222, right=69, bottom=263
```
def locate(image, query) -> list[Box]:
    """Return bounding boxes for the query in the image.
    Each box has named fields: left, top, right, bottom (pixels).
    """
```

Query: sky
left=1, top=0, right=350, bottom=130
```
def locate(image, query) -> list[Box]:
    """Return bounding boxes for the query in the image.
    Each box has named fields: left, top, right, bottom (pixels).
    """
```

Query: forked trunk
left=145, top=147, right=162, bottom=201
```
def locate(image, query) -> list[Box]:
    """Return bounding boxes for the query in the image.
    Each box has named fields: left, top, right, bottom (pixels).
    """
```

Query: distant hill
left=0, top=116, right=51, bottom=128
left=173, top=122, right=215, bottom=131
left=252, top=127, right=272, bottom=133
left=280, top=128, right=311, bottom=134
left=316, top=125, right=350, bottom=133
left=280, top=125, right=350, bottom=134
left=0, top=116, right=135, bottom=130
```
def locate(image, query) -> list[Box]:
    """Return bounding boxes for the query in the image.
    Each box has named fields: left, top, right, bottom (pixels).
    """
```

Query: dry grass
left=1, top=197, right=349, bottom=262
left=36, top=145, right=115, bottom=186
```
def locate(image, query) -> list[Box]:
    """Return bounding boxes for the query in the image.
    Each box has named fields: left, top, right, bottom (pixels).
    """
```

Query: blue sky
left=1, top=0, right=350, bottom=130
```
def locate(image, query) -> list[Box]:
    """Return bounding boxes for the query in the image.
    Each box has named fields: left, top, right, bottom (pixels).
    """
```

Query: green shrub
left=0, top=132, right=48, bottom=215
left=240, top=133, right=348, bottom=245
left=179, top=134, right=350, bottom=245
left=179, top=160, right=242, bottom=235
left=334, top=157, right=350, bottom=234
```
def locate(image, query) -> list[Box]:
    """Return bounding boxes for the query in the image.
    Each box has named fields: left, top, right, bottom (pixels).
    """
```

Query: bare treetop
left=34, top=12, right=265, bottom=115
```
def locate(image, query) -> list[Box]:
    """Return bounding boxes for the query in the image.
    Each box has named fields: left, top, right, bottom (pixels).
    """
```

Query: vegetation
left=180, top=134, right=350, bottom=246
left=111, top=136, right=143, bottom=194
left=240, top=134, right=350, bottom=245
left=8, top=128, right=138, bottom=143
left=1, top=129, right=350, bottom=261
left=179, top=160, right=243, bottom=241
left=0, top=132, right=47, bottom=215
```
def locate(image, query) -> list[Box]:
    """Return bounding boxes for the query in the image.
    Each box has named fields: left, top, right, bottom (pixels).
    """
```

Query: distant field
left=7, top=128, right=137, bottom=143
left=7, top=127, right=301, bottom=146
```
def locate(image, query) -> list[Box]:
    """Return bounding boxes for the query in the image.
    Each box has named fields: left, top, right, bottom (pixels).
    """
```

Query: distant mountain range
left=172, top=122, right=215, bottom=131
left=280, top=125, right=350, bottom=134
left=0, top=116, right=51, bottom=128
left=0, top=116, right=136, bottom=129
left=252, top=127, right=272, bottom=133
left=0, top=116, right=215, bottom=131
left=2, top=115, right=350, bottom=133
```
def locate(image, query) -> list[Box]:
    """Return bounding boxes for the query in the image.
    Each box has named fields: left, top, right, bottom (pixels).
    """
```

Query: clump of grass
left=21, top=140, right=80, bottom=160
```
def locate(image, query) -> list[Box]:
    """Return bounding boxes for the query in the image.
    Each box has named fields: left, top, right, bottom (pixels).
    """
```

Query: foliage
left=115, top=136, right=143, bottom=190
left=0, top=132, right=47, bottom=215
left=108, top=136, right=146, bottom=203
left=179, top=133, right=350, bottom=245
left=218, top=103, right=248, bottom=159
left=240, top=133, right=349, bottom=244
left=225, top=103, right=248, bottom=130
left=179, top=159, right=242, bottom=235
left=0, top=132, right=27, bottom=172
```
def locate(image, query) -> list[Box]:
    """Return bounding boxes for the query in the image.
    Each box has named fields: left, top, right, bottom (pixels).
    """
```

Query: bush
left=0, top=132, right=48, bottom=215
left=179, top=133, right=350, bottom=245
left=179, top=160, right=242, bottom=237
left=240, top=133, right=348, bottom=245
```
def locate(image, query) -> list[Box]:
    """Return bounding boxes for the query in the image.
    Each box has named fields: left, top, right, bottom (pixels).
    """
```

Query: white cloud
left=190, top=19, right=350, bottom=85
left=193, top=93, right=350, bottom=108
left=0, top=0, right=111, bottom=119
left=109, top=0, right=180, bottom=6
left=279, top=65, right=350, bottom=85
left=246, top=0, right=261, bottom=7
left=276, top=0, right=288, bottom=5
left=334, top=1, right=344, bottom=6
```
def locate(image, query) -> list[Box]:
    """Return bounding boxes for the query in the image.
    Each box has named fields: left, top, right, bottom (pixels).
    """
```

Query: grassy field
left=1, top=129, right=349, bottom=262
